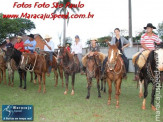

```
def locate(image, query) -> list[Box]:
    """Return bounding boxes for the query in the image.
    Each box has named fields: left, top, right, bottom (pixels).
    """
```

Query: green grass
left=0, top=72, right=162, bottom=122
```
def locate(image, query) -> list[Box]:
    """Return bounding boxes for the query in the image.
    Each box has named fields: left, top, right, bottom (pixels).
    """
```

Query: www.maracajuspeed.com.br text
left=2, top=12, right=94, bottom=20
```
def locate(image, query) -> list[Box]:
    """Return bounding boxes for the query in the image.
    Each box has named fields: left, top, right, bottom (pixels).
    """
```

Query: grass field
left=0, top=72, right=162, bottom=122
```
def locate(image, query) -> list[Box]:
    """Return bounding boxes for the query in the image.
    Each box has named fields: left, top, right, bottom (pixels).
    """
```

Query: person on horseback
left=43, top=35, right=55, bottom=76
left=14, top=36, right=25, bottom=52
left=24, top=34, right=36, bottom=53
left=82, top=38, right=105, bottom=70
left=71, top=35, right=83, bottom=74
left=5, top=37, right=13, bottom=50
left=102, top=28, right=130, bottom=77
left=133, top=23, right=161, bottom=81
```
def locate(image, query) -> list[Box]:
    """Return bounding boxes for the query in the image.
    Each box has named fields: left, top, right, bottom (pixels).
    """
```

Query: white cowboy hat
left=90, top=38, right=98, bottom=41
left=16, top=36, right=22, bottom=39
left=44, top=35, right=52, bottom=39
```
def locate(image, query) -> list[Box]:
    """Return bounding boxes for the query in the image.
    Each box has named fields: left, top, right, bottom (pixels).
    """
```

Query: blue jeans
left=48, top=52, right=53, bottom=73
left=29, top=49, right=34, bottom=53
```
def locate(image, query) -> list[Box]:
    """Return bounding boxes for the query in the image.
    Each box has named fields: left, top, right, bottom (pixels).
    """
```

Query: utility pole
left=129, top=0, right=133, bottom=47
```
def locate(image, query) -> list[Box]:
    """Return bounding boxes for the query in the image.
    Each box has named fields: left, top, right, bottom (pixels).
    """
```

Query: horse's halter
left=107, top=49, right=119, bottom=70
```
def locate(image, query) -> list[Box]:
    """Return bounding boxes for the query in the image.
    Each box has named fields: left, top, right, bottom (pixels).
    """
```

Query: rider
left=82, top=38, right=105, bottom=68
left=102, top=28, right=130, bottom=77
left=5, top=37, right=13, bottom=50
left=24, top=34, right=36, bottom=53
left=14, top=36, right=25, bottom=52
left=43, top=35, right=55, bottom=76
left=133, top=23, right=161, bottom=81
left=71, top=35, right=83, bottom=74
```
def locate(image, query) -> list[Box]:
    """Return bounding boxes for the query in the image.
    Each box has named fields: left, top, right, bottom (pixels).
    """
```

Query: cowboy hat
left=28, top=34, right=35, bottom=39
left=144, top=23, right=156, bottom=29
left=90, top=38, right=98, bottom=41
left=16, top=36, right=22, bottom=39
left=44, top=35, right=52, bottom=39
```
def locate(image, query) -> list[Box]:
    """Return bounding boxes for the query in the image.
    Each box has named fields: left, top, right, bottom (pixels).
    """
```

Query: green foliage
left=0, top=13, right=35, bottom=43
left=86, top=36, right=112, bottom=47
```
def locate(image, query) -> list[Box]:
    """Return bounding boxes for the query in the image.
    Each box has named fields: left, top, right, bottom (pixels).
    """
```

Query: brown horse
left=58, top=47, right=80, bottom=95
left=39, top=51, right=64, bottom=87
left=85, top=54, right=101, bottom=99
left=105, top=42, right=125, bottom=108
left=20, top=53, right=47, bottom=93
left=0, top=49, right=6, bottom=84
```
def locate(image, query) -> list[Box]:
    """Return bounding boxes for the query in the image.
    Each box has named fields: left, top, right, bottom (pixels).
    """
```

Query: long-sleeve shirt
left=71, top=42, right=82, bottom=54
left=24, top=40, right=36, bottom=51
left=44, top=40, right=55, bottom=52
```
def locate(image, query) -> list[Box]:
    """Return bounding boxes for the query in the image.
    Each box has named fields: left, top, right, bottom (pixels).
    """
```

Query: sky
left=0, top=0, right=163, bottom=48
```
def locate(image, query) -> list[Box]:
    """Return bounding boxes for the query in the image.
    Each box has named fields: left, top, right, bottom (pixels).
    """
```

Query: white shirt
left=71, top=41, right=82, bottom=54
left=44, top=40, right=55, bottom=52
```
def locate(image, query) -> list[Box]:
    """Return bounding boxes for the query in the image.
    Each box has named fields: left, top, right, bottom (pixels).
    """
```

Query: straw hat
left=90, top=38, right=98, bottom=41
left=16, top=36, right=22, bottom=39
left=44, top=35, right=52, bottom=39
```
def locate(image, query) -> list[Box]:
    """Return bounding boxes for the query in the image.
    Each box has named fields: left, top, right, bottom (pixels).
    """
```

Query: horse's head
left=86, top=55, right=97, bottom=77
left=57, top=46, right=67, bottom=63
left=5, top=46, right=15, bottom=62
left=107, top=42, right=121, bottom=70
left=20, top=53, right=33, bottom=70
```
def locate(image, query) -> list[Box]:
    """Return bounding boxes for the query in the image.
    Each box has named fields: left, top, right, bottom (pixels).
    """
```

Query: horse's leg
left=34, top=73, right=37, bottom=84
left=42, top=73, right=46, bottom=93
left=71, top=73, right=75, bottom=95
left=23, top=71, right=27, bottom=89
left=11, top=70, right=14, bottom=87
left=100, top=78, right=103, bottom=91
left=86, top=77, right=91, bottom=99
left=18, top=70, right=22, bottom=88
left=8, top=69, right=11, bottom=86
left=3, top=68, right=7, bottom=85
left=151, top=85, right=156, bottom=111
left=104, top=79, right=106, bottom=93
left=0, top=69, right=2, bottom=84
left=30, top=72, right=33, bottom=83
left=139, top=80, right=144, bottom=98
left=54, top=69, right=58, bottom=87
left=97, top=77, right=101, bottom=98
left=115, top=78, right=121, bottom=108
left=37, top=74, right=41, bottom=93
left=64, top=73, right=69, bottom=95
left=107, top=78, right=112, bottom=105
left=142, top=79, right=148, bottom=110
left=59, top=66, right=64, bottom=87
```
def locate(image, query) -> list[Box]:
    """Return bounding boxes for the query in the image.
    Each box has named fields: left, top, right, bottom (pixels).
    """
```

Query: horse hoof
left=108, top=100, right=111, bottom=105
left=4, top=82, right=7, bottom=85
left=64, top=91, right=67, bottom=95
left=142, top=106, right=146, bottom=110
left=38, top=90, right=41, bottom=93
left=34, top=80, right=36, bottom=84
left=43, top=91, right=46, bottom=93
left=116, top=105, right=119, bottom=108
left=151, top=105, right=156, bottom=111
left=86, top=96, right=90, bottom=99
left=54, top=84, right=57, bottom=87
left=71, top=90, right=74, bottom=95
left=98, top=95, right=101, bottom=98
left=139, top=93, right=143, bottom=98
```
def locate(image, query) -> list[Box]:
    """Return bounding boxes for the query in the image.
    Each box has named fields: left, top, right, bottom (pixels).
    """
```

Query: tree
left=0, top=13, right=35, bottom=43
left=157, top=21, right=163, bottom=41
left=53, top=0, right=79, bottom=46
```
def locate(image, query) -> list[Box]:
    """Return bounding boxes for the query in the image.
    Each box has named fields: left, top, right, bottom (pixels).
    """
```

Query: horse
left=0, top=49, right=6, bottom=85
left=85, top=54, right=102, bottom=99
left=139, top=43, right=163, bottom=111
left=19, top=53, right=47, bottom=93
left=39, top=51, right=64, bottom=87
left=58, top=46, right=80, bottom=95
left=105, top=42, right=125, bottom=108
left=5, top=47, right=27, bottom=89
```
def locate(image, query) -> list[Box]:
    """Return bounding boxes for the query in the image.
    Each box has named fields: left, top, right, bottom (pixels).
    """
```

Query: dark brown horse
left=20, top=53, right=47, bottom=93
left=105, top=42, right=125, bottom=108
left=85, top=54, right=101, bottom=99
left=58, top=47, right=80, bottom=95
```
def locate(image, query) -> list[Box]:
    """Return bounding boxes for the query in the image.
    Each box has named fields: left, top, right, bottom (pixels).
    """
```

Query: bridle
left=23, top=54, right=38, bottom=72
left=107, top=50, right=123, bottom=75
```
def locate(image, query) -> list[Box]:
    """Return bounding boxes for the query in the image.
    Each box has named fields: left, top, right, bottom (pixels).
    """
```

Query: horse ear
left=107, top=42, right=111, bottom=47
left=116, top=41, right=119, bottom=48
